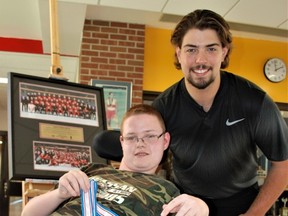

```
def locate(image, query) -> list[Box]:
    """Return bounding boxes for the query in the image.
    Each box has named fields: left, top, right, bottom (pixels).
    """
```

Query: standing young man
left=154, top=9, right=288, bottom=216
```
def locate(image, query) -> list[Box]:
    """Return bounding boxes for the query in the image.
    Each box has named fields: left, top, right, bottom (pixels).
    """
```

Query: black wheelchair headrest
left=92, top=130, right=123, bottom=162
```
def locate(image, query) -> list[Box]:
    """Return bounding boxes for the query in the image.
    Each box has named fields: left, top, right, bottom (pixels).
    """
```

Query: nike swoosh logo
left=226, top=118, right=245, bottom=126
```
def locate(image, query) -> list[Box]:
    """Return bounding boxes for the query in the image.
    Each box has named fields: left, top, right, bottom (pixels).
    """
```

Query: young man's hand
left=161, top=194, right=209, bottom=216
left=57, top=169, right=90, bottom=199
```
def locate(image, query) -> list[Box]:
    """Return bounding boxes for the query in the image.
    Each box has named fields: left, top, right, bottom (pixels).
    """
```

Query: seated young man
left=21, top=104, right=208, bottom=216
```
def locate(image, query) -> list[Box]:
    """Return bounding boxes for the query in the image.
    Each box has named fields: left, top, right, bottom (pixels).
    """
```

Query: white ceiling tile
left=0, top=0, right=42, bottom=39
left=99, top=0, right=167, bottom=12
left=59, top=0, right=99, bottom=4
left=163, top=0, right=239, bottom=16
left=39, top=0, right=87, bottom=56
left=225, top=0, right=288, bottom=29
left=279, top=20, right=288, bottom=30
left=86, top=5, right=160, bottom=23
left=86, top=5, right=177, bottom=29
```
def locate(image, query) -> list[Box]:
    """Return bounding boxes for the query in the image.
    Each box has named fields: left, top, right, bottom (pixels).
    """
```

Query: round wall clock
left=264, top=58, right=287, bottom=82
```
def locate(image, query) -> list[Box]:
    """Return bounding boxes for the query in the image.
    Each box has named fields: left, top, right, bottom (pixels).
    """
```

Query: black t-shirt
left=152, top=71, right=288, bottom=199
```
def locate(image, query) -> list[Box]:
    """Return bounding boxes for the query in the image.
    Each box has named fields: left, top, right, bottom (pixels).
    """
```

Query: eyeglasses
left=121, top=132, right=166, bottom=145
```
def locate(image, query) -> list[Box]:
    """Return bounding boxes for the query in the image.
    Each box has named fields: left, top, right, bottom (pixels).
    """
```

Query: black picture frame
left=276, top=102, right=288, bottom=126
left=143, top=90, right=161, bottom=105
left=8, top=72, right=108, bottom=181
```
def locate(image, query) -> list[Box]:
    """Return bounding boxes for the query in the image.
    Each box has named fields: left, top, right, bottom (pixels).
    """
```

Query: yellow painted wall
left=143, top=27, right=288, bottom=103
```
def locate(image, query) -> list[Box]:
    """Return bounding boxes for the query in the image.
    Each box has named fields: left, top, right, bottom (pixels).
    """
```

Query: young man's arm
left=21, top=169, right=90, bottom=216
left=241, top=160, right=288, bottom=216
left=21, top=189, right=67, bottom=216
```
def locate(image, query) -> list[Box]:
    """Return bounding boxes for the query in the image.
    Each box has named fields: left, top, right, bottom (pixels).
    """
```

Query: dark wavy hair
left=171, top=9, right=232, bottom=70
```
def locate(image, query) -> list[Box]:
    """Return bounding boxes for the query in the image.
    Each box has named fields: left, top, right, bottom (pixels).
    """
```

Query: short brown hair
left=120, top=104, right=166, bottom=134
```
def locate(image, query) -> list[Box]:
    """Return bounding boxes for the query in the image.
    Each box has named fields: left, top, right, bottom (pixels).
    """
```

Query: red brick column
left=79, top=20, right=145, bottom=105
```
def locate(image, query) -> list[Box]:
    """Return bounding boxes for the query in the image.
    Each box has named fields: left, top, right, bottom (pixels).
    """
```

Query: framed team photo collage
left=8, top=72, right=108, bottom=180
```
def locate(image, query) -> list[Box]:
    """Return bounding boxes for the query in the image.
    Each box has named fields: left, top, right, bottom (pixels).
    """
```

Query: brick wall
left=79, top=20, right=145, bottom=105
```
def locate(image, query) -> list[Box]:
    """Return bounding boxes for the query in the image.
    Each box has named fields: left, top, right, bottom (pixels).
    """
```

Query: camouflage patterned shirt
left=51, top=163, right=180, bottom=216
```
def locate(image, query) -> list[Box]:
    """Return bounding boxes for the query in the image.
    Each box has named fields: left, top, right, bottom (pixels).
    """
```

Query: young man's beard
left=187, top=65, right=215, bottom=89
